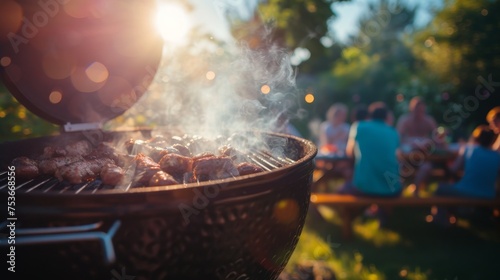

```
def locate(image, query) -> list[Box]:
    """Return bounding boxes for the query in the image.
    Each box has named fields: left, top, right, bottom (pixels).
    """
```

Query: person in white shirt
left=318, top=103, right=350, bottom=154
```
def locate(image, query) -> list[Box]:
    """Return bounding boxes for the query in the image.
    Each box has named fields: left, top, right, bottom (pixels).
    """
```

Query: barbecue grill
left=0, top=1, right=317, bottom=279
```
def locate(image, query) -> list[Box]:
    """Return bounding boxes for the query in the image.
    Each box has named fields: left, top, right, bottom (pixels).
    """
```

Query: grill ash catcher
left=0, top=1, right=317, bottom=279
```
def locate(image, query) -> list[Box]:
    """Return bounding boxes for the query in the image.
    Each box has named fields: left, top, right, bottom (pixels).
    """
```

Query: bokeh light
left=305, top=93, right=315, bottom=104
left=0, top=56, right=11, bottom=67
left=206, top=71, right=216, bottom=81
left=49, top=90, right=63, bottom=104
left=85, top=62, right=109, bottom=83
left=273, top=199, right=299, bottom=224
left=71, top=67, right=106, bottom=93
left=261, top=84, right=271, bottom=94
left=0, top=1, right=23, bottom=39
left=396, top=93, right=404, bottom=102
left=425, top=215, right=433, bottom=223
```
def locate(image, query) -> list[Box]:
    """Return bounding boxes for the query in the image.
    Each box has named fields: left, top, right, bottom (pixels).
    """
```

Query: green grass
left=285, top=205, right=500, bottom=280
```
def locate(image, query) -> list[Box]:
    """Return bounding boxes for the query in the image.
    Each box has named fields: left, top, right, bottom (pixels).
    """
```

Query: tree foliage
left=412, top=0, right=500, bottom=132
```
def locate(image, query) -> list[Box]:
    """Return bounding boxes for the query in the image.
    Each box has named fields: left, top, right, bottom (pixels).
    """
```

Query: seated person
left=340, top=102, right=402, bottom=197
left=396, top=97, right=437, bottom=147
left=486, top=106, right=500, bottom=152
left=396, top=97, right=438, bottom=195
left=435, top=125, right=500, bottom=199
left=319, top=103, right=350, bottom=155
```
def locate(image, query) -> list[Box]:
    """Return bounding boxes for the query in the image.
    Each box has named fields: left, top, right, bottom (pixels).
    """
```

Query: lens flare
left=154, top=2, right=191, bottom=45
left=261, top=85, right=271, bottom=94
left=305, top=93, right=314, bottom=103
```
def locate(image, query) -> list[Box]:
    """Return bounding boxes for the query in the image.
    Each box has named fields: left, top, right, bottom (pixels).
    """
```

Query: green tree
left=412, top=0, right=500, bottom=133
left=310, top=0, right=418, bottom=118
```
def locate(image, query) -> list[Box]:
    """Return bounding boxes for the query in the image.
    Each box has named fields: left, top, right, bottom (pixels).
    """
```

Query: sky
left=331, top=0, right=444, bottom=43
left=181, top=0, right=445, bottom=45
left=157, top=0, right=445, bottom=47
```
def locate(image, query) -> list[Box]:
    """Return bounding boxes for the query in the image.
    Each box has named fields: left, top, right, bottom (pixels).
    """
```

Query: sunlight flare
left=154, top=2, right=191, bottom=45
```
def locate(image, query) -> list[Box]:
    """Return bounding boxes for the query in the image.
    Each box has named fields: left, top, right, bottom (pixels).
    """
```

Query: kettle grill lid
left=0, top=0, right=163, bottom=129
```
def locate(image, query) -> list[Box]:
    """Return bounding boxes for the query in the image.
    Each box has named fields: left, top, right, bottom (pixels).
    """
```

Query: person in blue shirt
left=435, top=125, right=500, bottom=199
left=340, top=102, right=402, bottom=197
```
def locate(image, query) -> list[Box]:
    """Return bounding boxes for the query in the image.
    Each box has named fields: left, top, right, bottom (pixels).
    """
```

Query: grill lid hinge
left=64, top=122, right=103, bottom=132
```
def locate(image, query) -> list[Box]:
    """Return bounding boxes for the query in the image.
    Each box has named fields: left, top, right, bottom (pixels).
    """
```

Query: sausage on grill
left=55, top=158, right=114, bottom=184
left=11, top=157, right=39, bottom=179
left=148, top=171, right=179, bottom=186
left=38, top=156, right=84, bottom=175
left=192, top=156, right=239, bottom=181
left=100, top=164, right=125, bottom=186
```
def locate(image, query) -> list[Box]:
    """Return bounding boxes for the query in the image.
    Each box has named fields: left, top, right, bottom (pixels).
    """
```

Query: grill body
left=0, top=130, right=316, bottom=280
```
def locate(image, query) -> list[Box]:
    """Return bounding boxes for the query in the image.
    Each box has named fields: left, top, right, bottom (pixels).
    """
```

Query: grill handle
left=0, top=220, right=121, bottom=265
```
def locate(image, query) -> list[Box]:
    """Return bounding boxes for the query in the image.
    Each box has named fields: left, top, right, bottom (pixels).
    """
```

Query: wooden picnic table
left=314, top=147, right=460, bottom=185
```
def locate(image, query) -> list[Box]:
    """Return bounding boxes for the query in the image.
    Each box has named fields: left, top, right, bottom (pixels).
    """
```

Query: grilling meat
left=192, top=156, right=239, bottom=181
left=11, top=157, right=39, bottom=179
left=38, top=156, right=84, bottom=175
left=40, top=146, right=67, bottom=159
left=65, top=139, right=93, bottom=157
left=6, top=133, right=289, bottom=188
left=132, top=153, right=161, bottom=186
left=172, top=144, right=191, bottom=157
left=159, top=153, right=192, bottom=176
left=100, top=164, right=125, bottom=186
left=236, top=162, right=264, bottom=176
left=55, top=158, right=114, bottom=184
left=125, top=139, right=169, bottom=162
left=148, top=171, right=179, bottom=186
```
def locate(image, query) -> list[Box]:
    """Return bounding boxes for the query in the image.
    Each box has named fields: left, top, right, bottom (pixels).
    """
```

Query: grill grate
left=0, top=152, right=295, bottom=195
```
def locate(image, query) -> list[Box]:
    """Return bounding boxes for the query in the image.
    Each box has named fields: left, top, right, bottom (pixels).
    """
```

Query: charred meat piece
left=65, top=140, right=93, bottom=157
left=148, top=171, right=179, bottom=186
left=38, top=156, right=84, bottom=175
left=40, top=146, right=67, bottom=159
left=192, top=152, right=216, bottom=161
left=94, top=143, right=133, bottom=167
left=147, top=135, right=169, bottom=146
left=218, top=145, right=246, bottom=163
left=55, top=158, right=114, bottom=184
left=132, top=154, right=161, bottom=186
left=172, top=144, right=191, bottom=157
left=187, top=137, right=218, bottom=155
left=149, top=148, right=168, bottom=162
left=159, top=153, right=192, bottom=176
left=236, top=162, right=264, bottom=176
left=11, top=157, right=39, bottom=179
left=125, top=139, right=166, bottom=161
left=192, top=156, right=239, bottom=181
left=100, top=164, right=125, bottom=186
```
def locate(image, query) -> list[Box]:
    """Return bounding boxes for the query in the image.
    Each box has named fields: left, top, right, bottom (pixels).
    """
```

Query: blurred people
left=319, top=103, right=350, bottom=154
left=350, top=104, right=368, bottom=124
left=486, top=106, right=500, bottom=152
left=396, top=97, right=437, bottom=147
left=340, top=102, right=402, bottom=197
left=386, top=109, right=394, bottom=126
left=435, top=125, right=500, bottom=198
left=396, top=97, right=438, bottom=196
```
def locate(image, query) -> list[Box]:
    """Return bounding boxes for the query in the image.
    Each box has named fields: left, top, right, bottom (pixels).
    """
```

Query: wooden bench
left=310, top=193, right=500, bottom=240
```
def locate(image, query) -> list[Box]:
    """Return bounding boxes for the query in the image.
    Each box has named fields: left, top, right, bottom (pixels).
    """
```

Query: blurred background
left=1, top=0, right=500, bottom=279
left=2, top=0, right=499, bottom=143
